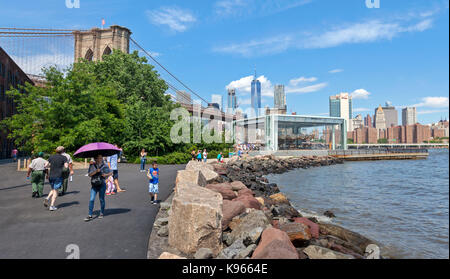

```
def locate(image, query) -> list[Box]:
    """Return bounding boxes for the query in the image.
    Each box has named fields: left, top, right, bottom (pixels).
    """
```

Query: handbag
left=91, top=164, right=103, bottom=189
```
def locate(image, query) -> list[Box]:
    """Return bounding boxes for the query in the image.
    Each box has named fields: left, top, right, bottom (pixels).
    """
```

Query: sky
left=0, top=0, right=449, bottom=124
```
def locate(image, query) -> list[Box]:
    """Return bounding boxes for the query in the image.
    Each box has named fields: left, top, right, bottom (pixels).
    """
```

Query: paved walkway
left=0, top=162, right=184, bottom=259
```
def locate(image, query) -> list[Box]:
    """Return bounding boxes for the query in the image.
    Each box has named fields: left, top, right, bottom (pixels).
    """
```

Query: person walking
left=140, top=149, right=147, bottom=172
left=11, top=148, right=18, bottom=162
left=44, top=146, right=68, bottom=211
left=27, top=152, right=48, bottom=198
left=203, top=149, right=208, bottom=163
left=196, top=150, right=202, bottom=162
left=84, top=154, right=112, bottom=221
left=107, top=145, right=126, bottom=193
left=147, top=161, right=159, bottom=204
left=59, top=147, right=74, bottom=196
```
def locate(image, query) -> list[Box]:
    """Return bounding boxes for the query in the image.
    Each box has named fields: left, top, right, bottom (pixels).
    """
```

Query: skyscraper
left=227, top=88, right=237, bottom=114
left=274, top=84, right=287, bottom=112
left=329, top=92, right=352, bottom=132
left=375, top=105, right=387, bottom=130
left=211, top=94, right=223, bottom=112
left=251, top=72, right=261, bottom=117
left=379, top=101, right=398, bottom=128
left=402, top=107, right=417, bottom=126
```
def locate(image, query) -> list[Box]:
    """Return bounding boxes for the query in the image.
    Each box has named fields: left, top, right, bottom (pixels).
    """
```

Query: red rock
left=271, top=220, right=279, bottom=229
left=222, top=200, right=246, bottom=230
left=237, top=188, right=254, bottom=197
left=251, top=228, right=299, bottom=259
left=293, top=217, right=320, bottom=239
left=232, top=195, right=261, bottom=210
left=278, top=223, right=311, bottom=246
left=206, top=183, right=237, bottom=200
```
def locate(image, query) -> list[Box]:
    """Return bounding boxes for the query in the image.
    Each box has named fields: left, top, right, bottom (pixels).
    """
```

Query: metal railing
left=329, top=148, right=428, bottom=156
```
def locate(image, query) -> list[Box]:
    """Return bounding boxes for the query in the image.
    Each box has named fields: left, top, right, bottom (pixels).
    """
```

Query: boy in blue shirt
left=147, top=161, right=159, bottom=204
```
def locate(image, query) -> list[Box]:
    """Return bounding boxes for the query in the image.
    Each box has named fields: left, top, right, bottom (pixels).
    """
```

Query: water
left=266, top=149, right=449, bottom=259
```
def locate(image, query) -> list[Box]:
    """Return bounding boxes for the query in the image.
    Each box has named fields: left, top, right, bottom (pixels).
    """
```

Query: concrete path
left=0, top=162, right=184, bottom=259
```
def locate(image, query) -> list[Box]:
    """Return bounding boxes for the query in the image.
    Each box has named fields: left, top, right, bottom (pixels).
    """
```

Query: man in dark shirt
left=44, top=146, right=68, bottom=211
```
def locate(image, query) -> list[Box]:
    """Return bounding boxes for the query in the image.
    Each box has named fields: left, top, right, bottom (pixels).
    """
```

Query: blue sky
left=0, top=0, right=449, bottom=124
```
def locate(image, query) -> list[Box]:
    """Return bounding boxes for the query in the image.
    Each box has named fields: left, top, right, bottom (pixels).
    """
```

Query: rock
left=323, top=210, right=336, bottom=218
left=186, top=160, right=215, bottom=171
left=175, top=170, right=207, bottom=192
left=251, top=228, right=299, bottom=259
left=233, top=195, right=261, bottom=210
left=242, top=227, right=264, bottom=246
left=222, top=200, right=246, bottom=230
left=296, top=248, right=309, bottom=259
left=303, top=245, right=355, bottom=259
left=269, top=193, right=290, bottom=204
left=230, top=181, right=247, bottom=191
left=236, top=244, right=257, bottom=259
left=185, top=161, right=219, bottom=183
left=217, top=238, right=246, bottom=259
left=194, top=248, right=214, bottom=259
left=228, top=216, right=242, bottom=231
left=158, top=252, right=186, bottom=259
left=206, top=183, right=237, bottom=200
left=168, top=185, right=223, bottom=256
left=157, top=226, right=169, bottom=237
left=160, top=202, right=171, bottom=211
left=278, top=222, right=311, bottom=247
left=228, top=210, right=270, bottom=245
left=318, top=223, right=374, bottom=252
left=292, top=217, right=320, bottom=239
left=237, top=188, right=254, bottom=197
left=154, top=217, right=169, bottom=227
left=271, top=204, right=301, bottom=218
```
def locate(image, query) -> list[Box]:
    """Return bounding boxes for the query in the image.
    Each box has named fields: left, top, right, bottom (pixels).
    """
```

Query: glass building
left=251, top=74, right=261, bottom=117
left=211, top=94, right=223, bottom=112
left=227, top=88, right=236, bottom=113
left=274, top=84, right=286, bottom=111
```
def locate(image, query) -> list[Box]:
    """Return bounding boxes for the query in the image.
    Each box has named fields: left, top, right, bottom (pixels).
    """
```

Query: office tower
left=274, top=84, right=287, bottom=111
left=176, top=90, right=191, bottom=105
left=329, top=92, right=352, bottom=132
left=227, top=89, right=237, bottom=113
left=251, top=72, right=261, bottom=117
left=364, top=114, right=373, bottom=128
left=375, top=105, right=387, bottom=130
left=352, top=114, right=364, bottom=130
left=402, top=107, right=417, bottom=126
left=211, top=94, right=223, bottom=112
left=379, top=101, right=398, bottom=128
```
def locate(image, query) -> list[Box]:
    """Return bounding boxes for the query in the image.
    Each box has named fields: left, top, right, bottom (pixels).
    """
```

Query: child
left=147, top=161, right=159, bottom=204
left=203, top=149, right=208, bottom=163
left=196, top=150, right=202, bottom=162
left=217, top=152, right=223, bottom=163
left=106, top=175, right=116, bottom=195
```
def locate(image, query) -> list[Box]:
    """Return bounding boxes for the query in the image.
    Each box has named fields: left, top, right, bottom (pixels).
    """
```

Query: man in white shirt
left=27, top=152, right=48, bottom=198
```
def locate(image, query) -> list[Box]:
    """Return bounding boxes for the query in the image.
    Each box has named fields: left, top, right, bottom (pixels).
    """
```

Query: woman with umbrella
left=74, top=143, right=119, bottom=222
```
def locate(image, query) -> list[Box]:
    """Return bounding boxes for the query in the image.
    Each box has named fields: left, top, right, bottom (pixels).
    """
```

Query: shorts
left=112, top=170, right=119, bottom=180
left=49, top=177, right=63, bottom=190
left=149, top=183, right=159, bottom=194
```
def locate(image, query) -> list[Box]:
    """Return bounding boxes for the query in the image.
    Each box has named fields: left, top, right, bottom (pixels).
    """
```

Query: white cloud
left=213, top=16, right=435, bottom=56
left=354, top=108, right=371, bottom=112
left=146, top=7, right=196, bottom=32
left=289, top=76, right=317, bottom=86
left=414, top=97, right=449, bottom=108
left=285, top=82, right=328, bottom=94
left=225, top=75, right=273, bottom=97
left=351, top=89, right=371, bottom=99
left=329, top=69, right=343, bottom=74
left=214, top=0, right=312, bottom=17
left=417, top=109, right=449, bottom=115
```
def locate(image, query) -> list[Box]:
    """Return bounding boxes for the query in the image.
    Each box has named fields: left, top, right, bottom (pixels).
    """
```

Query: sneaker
left=98, top=214, right=104, bottom=219
left=49, top=206, right=57, bottom=211
left=106, top=193, right=111, bottom=196
left=84, top=216, right=93, bottom=222
left=32, top=192, right=36, bottom=198
left=43, top=199, right=49, bottom=208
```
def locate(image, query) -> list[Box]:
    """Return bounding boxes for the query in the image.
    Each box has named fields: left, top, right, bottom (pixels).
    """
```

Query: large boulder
left=318, top=223, right=375, bottom=252
left=230, top=181, right=247, bottom=191
left=185, top=161, right=219, bottom=183
left=251, top=228, right=299, bottom=259
left=222, top=200, right=246, bottom=230
left=168, top=185, right=223, bottom=256
left=278, top=222, right=311, bottom=247
left=206, top=183, right=237, bottom=200
left=303, top=245, right=355, bottom=259
left=293, top=217, right=319, bottom=239
left=228, top=210, right=270, bottom=245
left=269, top=193, right=290, bottom=205
left=175, top=170, right=207, bottom=192
left=158, top=252, right=186, bottom=259
left=217, top=238, right=247, bottom=259
left=233, top=195, right=261, bottom=210
left=237, top=188, right=255, bottom=197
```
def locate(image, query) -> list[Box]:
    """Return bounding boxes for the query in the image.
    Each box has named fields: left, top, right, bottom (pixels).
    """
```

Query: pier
left=329, top=148, right=429, bottom=161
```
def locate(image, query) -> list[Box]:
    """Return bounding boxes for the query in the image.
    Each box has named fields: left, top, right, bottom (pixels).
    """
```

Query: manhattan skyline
left=0, top=0, right=448, bottom=124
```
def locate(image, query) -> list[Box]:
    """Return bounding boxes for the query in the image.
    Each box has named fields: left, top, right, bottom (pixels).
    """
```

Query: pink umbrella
left=73, top=142, right=121, bottom=158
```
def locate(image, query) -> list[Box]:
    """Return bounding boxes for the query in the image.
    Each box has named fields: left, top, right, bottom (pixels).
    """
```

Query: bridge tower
left=73, top=25, right=132, bottom=62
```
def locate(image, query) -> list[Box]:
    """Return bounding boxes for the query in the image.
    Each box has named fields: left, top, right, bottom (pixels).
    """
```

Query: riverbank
left=151, top=155, right=381, bottom=259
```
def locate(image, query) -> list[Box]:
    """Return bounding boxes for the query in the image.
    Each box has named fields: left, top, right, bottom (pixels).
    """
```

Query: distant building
left=374, top=105, right=387, bottom=130
left=251, top=72, right=261, bottom=117
left=352, top=114, right=364, bottom=130
left=364, top=114, right=373, bottom=128
left=350, top=127, right=378, bottom=144
left=402, top=107, right=417, bottom=126
left=0, top=47, right=34, bottom=159
left=381, top=102, right=398, bottom=128
left=227, top=88, right=237, bottom=114
left=176, top=90, right=191, bottom=105
left=274, top=84, right=287, bottom=113
left=329, top=92, right=352, bottom=132
left=211, top=94, right=223, bottom=112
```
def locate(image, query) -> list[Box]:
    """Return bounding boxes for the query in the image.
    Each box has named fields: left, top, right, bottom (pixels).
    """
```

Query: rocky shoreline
left=151, top=155, right=382, bottom=259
